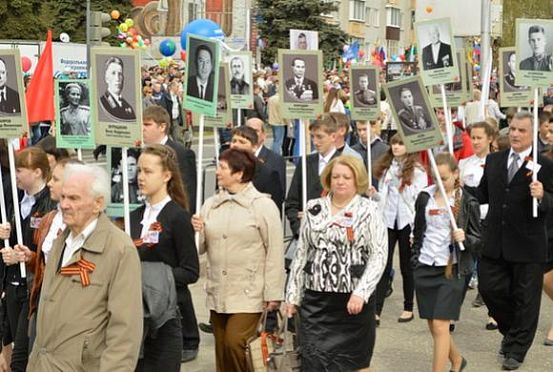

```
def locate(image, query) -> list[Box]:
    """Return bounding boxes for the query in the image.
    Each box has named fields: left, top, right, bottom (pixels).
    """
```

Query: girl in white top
left=373, top=134, right=428, bottom=323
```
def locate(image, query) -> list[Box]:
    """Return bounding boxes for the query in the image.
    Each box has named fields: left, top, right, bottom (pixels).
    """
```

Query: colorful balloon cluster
left=112, top=11, right=150, bottom=49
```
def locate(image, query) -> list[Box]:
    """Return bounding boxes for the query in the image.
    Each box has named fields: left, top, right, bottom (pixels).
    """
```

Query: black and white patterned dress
left=286, top=194, right=387, bottom=371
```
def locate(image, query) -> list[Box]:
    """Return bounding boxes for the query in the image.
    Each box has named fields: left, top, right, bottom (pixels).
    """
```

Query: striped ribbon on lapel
left=60, top=257, right=96, bottom=287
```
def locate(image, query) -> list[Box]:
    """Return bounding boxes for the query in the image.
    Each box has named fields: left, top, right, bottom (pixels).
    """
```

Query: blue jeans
left=271, top=125, right=285, bottom=155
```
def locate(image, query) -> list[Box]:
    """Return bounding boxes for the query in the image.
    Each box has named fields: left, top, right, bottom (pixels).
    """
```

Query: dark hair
left=470, top=121, right=497, bottom=139
left=140, top=144, right=189, bottom=210
left=143, top=105, right=171, bottom=134
left=374, top=133, right=421, bottom=190
left=104, top=56, right=123, bottom=70
left=528, top=25, right=545, bottom=38
left=35, top=136, right=70, bottom=162
left=231, top=126, right=258, bottom=145
left=539, top=111, right=552, bottom=125
left=399, top=87, right=412, bottom=99
left=380, top=88, right=387, bottom=101
left=15, top=146, right=51, bottom=181
left=219, top=148, right=256, bottom=183
left=195, top=45, right=213, bottom=65
left=329, top=112, right=349, bottom=134
left=309, top=113, right=338, bottom=133
left=291, top=57, right=305, bottom=67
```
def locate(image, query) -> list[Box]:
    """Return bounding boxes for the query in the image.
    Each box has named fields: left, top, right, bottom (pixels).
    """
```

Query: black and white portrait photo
left=518, top=22, right=553, bottom=72
left=58, top=82, right=90, bottom=135
left=97, top=55, right=136, bottom=122
left=419, top=23, right=454, bottom=70
left=229, top=54, right=250, bottom=95
left=110, top=147, right=143, bottom=205
left=386, top=62, right=417, bottom=82
left=391, top=84, right=432, bottom=132
left=351, top=69, right=377, bottom=107
left=289, top=29, right=319, bottom=50
left=0, top=55, right=21, bottom=116
left=502, top=51, right=527, bottom=91
left=282, top=54, right=320, bottom=103
left=186, top=40, right=215, bottom=101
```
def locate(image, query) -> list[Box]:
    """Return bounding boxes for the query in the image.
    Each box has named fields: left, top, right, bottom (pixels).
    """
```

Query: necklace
left=331, top=197, right=352, bottom=209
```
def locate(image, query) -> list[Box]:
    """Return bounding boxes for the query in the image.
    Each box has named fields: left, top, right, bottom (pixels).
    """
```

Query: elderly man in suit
left=421, top=26, right=453, bottom=70
left=229, top=56, right=250, bottom=95
left=0, top=57, right=21, bottom=115
left=99, top=56, right=136, bottom=121
left=284, top=57, right=319, bottom=102
left=519, top=25, right=553, bottom=72
left=28, top=163, right=143, bottom=371
left=187, top=45, right=214, bottom=101
left=468, top=111, right=553, bottom=371
left=397, top=87, right=430, bottom=131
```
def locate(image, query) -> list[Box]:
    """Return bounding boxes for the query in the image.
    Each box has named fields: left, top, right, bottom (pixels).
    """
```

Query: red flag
left=25, top=30, right=54, bottom=124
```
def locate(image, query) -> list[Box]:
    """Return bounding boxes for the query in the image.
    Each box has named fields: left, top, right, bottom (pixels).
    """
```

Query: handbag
left=246, top=310, right=277, bottom=372
left=267, top=314, right=301, bottom=372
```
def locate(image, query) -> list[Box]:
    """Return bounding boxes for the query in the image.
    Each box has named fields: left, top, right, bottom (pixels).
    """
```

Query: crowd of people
left=0, top=56, right=552, bottom=372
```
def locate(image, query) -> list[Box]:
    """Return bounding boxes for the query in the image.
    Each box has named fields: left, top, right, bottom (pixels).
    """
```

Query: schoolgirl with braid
left=411, top=152, right=482, bottom=372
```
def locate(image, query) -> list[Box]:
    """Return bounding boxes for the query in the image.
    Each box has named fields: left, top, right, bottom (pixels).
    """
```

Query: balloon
left=111, top=10, right=120, bottom=20
left=272, top=62, right=279, bottom=71
left=180, top=19, right=225, bottom=50
left=21, top=57, right=32, bottom=72
left=180, top=50, right=187, bottom=61
left=126, top=36, right=133, bottom=44
left=144, top=38, right=151, bottom=46
left=59, top=32, right=70, bottom=43
left=358, top=50, right=365, bottom=58
left=159, top=57, right=171, bottom=68
left=425, top=5, right=433, bottom=13
left=119, top=23, right=128, bottom=33
left=125, top=18, right=134, bottom=27
left=343, top=45, right=349, bottom=53
left=159, top=39, right=177, bottom=56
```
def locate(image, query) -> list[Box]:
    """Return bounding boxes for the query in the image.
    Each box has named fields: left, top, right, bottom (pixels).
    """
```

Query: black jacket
left=159, top=92, right=184, bottom=127
left=252, top=160, right=284, bottom=214
left=412, top=187, right=482, bottom=276
left=467, top=149, right=553, bottom=263
left=258, top=146, right=286, bottom=194
left=166, top=139, right=197, bottom=212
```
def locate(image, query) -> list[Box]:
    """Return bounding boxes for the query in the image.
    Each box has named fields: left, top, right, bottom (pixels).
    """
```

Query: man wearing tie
left=0, top=57, right=21, bottom=115
left=421, top=26, right=453, bottom=70
left=186, top=45, right=214, bottom=101
left=284, top=57, right=319, bottom=102
left=99, top=56, right=136, bottom=121
left=468, top=111, right=553, bottom=370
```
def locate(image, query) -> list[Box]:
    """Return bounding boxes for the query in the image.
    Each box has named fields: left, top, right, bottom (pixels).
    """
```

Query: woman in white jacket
left=373, top=134, right=428, bottom=324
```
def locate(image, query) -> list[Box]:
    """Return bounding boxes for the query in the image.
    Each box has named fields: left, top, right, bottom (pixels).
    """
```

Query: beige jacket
left=199, top=183, right=285, bottom=313
left=267, top=94, right=289, bottom=126
left=28, top=213, right=143, bottom=372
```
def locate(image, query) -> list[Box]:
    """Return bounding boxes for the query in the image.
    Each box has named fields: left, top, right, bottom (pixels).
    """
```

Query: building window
left=349, top=0, right=365, bottom=22
left=386, top=6, right=401, bottom=28
left=368, top=7, right=379, bottom=27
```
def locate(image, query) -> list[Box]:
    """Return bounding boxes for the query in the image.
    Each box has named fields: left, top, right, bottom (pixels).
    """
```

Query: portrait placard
left=226, top=51, right=253, bottom=109
left=0, top=49, right=27, bottom=138
left=429, top=50, right=468, bottom=108
left=515, top=19, right=553, bottom=87
left=55, top=80, right=95, bottom=149
left=289, top=30, right=319, bottom=50
left=90, top=47, right=142, bottom=147
left=384, top=76, right=442, bottom=153
left=278, top=49, right=323, bottom=119
left=184, top=34, right=220, bottom=116
left=349, top=65, right=380, bottom=120
left=499, top=47, right=538, bottom=107
left=385, top=62, right=417, bottom=82
left=106, top=146, right=144, bottom=217
left=415, top=18, right=459, bottom=86
left=204, top=63, right=232, bottom=127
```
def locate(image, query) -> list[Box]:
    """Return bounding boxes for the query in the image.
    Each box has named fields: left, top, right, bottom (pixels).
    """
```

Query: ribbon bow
left=133, top=221, right=163, bottom=248
left=60, top=258, right=96, bottom=287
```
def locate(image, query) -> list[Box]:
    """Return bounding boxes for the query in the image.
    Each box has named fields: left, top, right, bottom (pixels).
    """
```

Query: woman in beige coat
left=192, top=148, right=284, bottom=372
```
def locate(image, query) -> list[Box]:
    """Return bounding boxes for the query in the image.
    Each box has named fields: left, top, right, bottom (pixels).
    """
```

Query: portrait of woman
left=59, top=82, right=90, bottom=136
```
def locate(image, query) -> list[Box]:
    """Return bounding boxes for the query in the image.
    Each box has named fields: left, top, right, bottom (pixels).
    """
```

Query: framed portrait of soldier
left=384, top=76, right=442, bottom=153
left=429, top=50, right=468, bottom=108
left=515, top=19, right=553, bottom=87
left=499, top=47, right=537, bottom=107
left=226, top=51, right=253, bottom=109
left=415, top=18, right=459, bottom=86
left=204, top=63, right=232, bottom=128
left=0, top=49, right=27, bottom=138
left=90, top=47, right=142, bottom=147
left=106, top=146, right=144, bottom=217
left=184, top=34, right=220, bottom=116
left=349, top=65, right=380, bottom=120
left=278, top=49, right=323, bottom=119
left=289, top=30, right=319, bottom=50
left=55, top=80, right=95, bottom=149
left=385, top=62, right=417, bottom=82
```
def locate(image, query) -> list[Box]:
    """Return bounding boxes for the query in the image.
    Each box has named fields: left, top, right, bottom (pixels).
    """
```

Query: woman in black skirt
left=412, top=153, right=481, bottom=372
left=286, top=156, right=387, bottom=372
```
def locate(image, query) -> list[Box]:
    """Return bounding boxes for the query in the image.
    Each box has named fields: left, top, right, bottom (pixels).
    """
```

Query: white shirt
left=0, top=87, right=6, bottom=101
left=254, top=146, right=262, bottom=158
left=507, top=147, right=532, bottom=170
left=42, top=207, right=65, bottom=263
left=170, top=93, right=179, bottom=119
left=318, top=148, right=337, bottom=175
left=140, top=195, right=171, bottom=239
left=459, top=154, right=489, bottom=218
left=195, top=77, right=208, bottom=99
left=431, top=42, right=441, bottom=64
left=62, top=218, right=98, bottom=267
left=160, top=135, right=169, bottom=145
left=20, top=183, right=46, bottom=219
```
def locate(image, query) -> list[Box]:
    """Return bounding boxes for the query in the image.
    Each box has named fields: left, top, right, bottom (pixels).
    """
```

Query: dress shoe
left=449, top=356, right=467, bottom=372
left=502, top=357, right=522, bottom=370
left=181, top=349, right=198, bottom=363
left=397, top=313, right=414, bottom=323
left=199, top=322, right=213, bottom=334
left=544, top=338, right=553, bottom=346
left=471, top=293, right=485, bottom=307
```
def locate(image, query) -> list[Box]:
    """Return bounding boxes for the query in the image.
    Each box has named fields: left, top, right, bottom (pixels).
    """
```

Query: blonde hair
left=321, top=155, right=368, bottom=194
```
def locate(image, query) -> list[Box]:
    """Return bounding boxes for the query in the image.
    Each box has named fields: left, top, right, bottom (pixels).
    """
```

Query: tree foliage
left=256, top=0, right=349, bottom=65
left=0, top=0, right=46, bottom=40
left=500, top=0, right=553, bottom=47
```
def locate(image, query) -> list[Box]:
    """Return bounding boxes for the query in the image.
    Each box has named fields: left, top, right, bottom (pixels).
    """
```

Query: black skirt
left=414, top=264, right=465, bottom=320
left=299, top=290, right=375, bottom=372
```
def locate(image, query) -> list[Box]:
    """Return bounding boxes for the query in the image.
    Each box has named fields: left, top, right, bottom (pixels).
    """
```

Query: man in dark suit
left=0, top=57, right=21, bottom=115
left=285, top=114, right=339, bottom=236
left=468, top=111, right=553, bottom=370
left=519, top=25, right=553, bottom=72
left=229, top=126, right=284, bottom=212
left=99, top=56, right=136, bottom=121
left=186, top=45, right=214, bottom=101
left=160, top=80, right=184, bottom=143
left=284, top=57, right=319, bottom=102
left=397, top=87, right=430, bottom=131
left=246, top=117, right=286, bottom=194
left=421, top=26, right=453, bottom=70
left=351, top=119, right=389, bottom=168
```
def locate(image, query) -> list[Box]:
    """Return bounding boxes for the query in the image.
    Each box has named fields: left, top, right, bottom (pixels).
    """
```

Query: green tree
left=0, top=0, right=46, bottom=40
left=500, top=0, right=553, bottom=47
left=256, top=0, right=349, bottom=65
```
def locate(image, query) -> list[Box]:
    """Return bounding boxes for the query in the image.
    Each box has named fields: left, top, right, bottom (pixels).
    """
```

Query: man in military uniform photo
left=284, top=57, right=318, bottom=102
left=397, top=87, right=430, bottom=130
left=504, top=52, right=526, bottom=91
left=353, top=73, right=377, bottom=106
left=0, top=57, right=21, bottom=115
left=99, top=56, right=136, bottom=121
left=60, top=83, right=90, bottom=135
left=519, top=25, right=553, bottom=72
